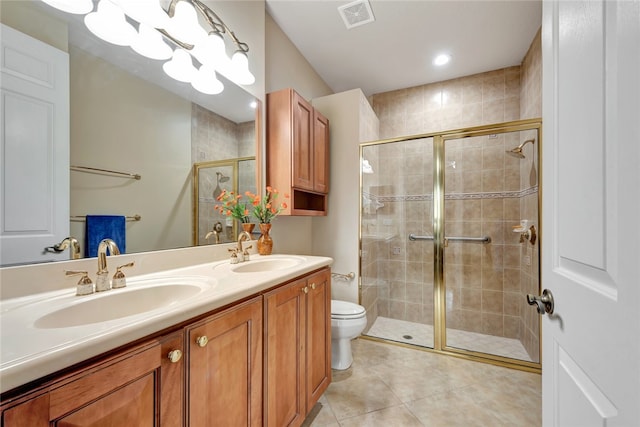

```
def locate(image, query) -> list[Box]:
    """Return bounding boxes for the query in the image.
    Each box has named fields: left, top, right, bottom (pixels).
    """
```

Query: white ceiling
left=266, top=0, right=542, bottom=96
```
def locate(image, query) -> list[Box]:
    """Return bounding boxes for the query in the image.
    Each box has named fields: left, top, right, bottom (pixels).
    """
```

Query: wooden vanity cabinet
left=267, top=88, right=329, bottom=216
left=186, top=296, right=263, bottom=427
left=264, top=268, right=331, bottom=427
left=1, top=268, right=330, bottom=427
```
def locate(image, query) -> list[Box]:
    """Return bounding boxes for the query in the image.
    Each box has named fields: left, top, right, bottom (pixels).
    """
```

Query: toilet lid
left=331, top=300, right=365, bottom=319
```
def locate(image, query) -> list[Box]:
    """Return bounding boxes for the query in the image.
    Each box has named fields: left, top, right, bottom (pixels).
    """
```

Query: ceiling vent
left=338, top=0, right=375, bottom=30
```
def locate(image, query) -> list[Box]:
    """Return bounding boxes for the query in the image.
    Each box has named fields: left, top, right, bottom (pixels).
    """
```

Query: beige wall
left=0, top=1, right=68, bottom=52
left=311, top=90, right=379, bottom=304
left=263, top=12, right=334, bottom=256
left=69, top=46, right=193, bottom=253
left=265, top=13, right=333, bottom=101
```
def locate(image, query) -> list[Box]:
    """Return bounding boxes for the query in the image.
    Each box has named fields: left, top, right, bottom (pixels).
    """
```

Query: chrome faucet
left=96, top=238, right=120, bottom=292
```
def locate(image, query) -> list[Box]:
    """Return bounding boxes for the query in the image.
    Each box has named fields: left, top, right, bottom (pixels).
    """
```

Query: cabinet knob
left=167, top=349, right=182, bottom=363
left=196, top=336, right=209, bottom=347
left=302, top=286, right=309, bottom=294
left=310, top=282, right=316, bottom=290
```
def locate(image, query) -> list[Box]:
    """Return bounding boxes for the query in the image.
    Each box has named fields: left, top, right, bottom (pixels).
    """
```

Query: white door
left=0, top=24, right=70, bottom=266
left=541, top=1, right=640, bottom=426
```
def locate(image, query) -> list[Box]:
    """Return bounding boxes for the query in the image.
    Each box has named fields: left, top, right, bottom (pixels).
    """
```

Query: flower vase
left=241, top=223, right=255, bottom=235
left=257, top=223, right=273, bottom=255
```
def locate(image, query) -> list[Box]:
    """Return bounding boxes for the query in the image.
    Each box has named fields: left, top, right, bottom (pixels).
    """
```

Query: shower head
left=216, top=171, right=230, bottom=183
left=506, top=139, right=536, bottom=159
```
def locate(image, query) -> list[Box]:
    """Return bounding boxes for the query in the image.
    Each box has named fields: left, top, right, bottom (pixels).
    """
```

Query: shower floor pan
left=365, top=316, right=533, bottom=362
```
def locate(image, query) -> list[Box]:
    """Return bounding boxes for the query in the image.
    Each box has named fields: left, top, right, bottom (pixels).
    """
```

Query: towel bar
left=71, top=215, right=141, bottom=222
left=71, top=165, right=141, bottom=180
left=408, top=234, right=491, bottom=244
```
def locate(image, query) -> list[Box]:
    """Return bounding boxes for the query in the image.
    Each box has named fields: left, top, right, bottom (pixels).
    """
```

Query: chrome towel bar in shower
left=408, top=234, right=492, bottom=244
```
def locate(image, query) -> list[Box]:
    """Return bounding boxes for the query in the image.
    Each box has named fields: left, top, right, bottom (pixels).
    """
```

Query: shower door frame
left=359, top=118, right=542, bottom=373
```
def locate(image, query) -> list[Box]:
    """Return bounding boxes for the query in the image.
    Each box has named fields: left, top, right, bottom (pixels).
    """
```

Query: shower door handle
left=527, top=289, right=554, bottom=315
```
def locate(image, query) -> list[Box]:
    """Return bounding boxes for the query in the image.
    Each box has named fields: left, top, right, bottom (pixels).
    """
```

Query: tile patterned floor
left=366, top=316, right=533, bottom=362
left=302, top=339, right=542, bottom=427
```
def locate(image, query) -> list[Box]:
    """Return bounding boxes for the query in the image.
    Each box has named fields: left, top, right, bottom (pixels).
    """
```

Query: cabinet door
left=292, top=91, right=314, bottom=191
left=265, top=278, right=307, bottom=427
left=312, top=111, right=329, bottom=194
left=305, top=269, right=331, bottom=410
left=187, top=297, right=263, bottom=427
left=54, top=373, right=156, bottom=426
left=3, top=344, right=161, bottom=427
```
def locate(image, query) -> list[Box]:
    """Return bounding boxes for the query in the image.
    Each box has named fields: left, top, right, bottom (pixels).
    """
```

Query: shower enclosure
left=360, top=119, right=541, bottom=370
left=193, top=157, right=256, bottom=245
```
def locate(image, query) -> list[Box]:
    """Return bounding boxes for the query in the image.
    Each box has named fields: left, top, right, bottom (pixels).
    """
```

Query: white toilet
left=331, top=300, right=367, bottom=370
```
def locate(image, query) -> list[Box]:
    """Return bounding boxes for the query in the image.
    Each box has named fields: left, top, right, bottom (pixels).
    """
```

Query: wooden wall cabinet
left=1, top=268, right=330, bottom=427
left=264, top=268, right=331, bottom=427
left=267, top=88, right=329, bottom=216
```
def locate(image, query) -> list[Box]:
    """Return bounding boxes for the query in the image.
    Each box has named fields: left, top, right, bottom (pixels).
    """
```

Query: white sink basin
left=230, top=257, right=304, bottom=273
left=34, top=280, right=213, bottom=329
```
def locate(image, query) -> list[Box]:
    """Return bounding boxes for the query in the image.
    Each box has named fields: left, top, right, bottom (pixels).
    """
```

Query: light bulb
left=117, top=0, right=170, bottom=29
left=191, top=32, right=227, bottom=67
left=230, top=50, right=255, bottom=85
left=166, top=1, right=207, bottom=45
left=41, top=0, right=93, bottom=14
left=192, top=65, right=224, bottom=95
left=131, top=24, right=173, bottom=60
left=162, top=49, right=197, bottom=83
left=84, top=0, right=137, bottom=47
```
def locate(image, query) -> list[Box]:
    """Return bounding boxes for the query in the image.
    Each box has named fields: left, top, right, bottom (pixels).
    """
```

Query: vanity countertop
left=0, top=254, right=332, bottom=394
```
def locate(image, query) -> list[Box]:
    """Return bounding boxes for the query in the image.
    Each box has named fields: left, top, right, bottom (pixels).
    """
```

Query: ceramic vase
left=257, top=223, right=273, bottom=255
left=241, top=223, right=255, bottom=235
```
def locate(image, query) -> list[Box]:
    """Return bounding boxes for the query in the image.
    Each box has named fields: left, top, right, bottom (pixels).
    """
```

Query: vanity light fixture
left=40, top=0, right=255, bottom=95
left=433, top=53, right=452, bottom=66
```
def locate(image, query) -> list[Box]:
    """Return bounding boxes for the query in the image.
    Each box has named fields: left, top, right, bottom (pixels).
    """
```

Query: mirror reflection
left=193, top=157, right=256, bottom=246
left=0, top=1, right=260, bottom=266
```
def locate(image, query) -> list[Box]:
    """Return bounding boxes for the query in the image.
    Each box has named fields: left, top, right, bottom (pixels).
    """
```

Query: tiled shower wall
left=519, top=29, right=542, bottom=361
left=362, top=30, right=541, bottom=360
left=191, top=104, right=255, bottom=162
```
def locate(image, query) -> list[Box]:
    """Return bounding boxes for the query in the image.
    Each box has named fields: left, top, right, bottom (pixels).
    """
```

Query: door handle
left=527, top=289, right=554, bottom=315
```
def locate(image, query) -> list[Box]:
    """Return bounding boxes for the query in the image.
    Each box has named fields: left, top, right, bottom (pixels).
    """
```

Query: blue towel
left=85, top=215, right=126, bottom=258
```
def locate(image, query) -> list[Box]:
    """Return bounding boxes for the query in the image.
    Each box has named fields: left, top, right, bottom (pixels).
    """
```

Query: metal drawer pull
left=302, top=286, right=309, bottom=294
left=310, top=283, right=316, bottom=290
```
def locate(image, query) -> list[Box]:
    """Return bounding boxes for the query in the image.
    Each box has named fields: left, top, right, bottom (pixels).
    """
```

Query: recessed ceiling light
left=433, top=54, right=451, bottom=66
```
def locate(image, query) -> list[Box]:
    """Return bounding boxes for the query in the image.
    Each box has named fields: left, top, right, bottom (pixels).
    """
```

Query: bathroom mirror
left=1, top=1, right=261, bottom=265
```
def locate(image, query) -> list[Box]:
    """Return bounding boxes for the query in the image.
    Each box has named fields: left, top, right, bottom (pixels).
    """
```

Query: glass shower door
left=360, top=137, right=435, bottom=349
left=442, top=129, right=540, bottom=363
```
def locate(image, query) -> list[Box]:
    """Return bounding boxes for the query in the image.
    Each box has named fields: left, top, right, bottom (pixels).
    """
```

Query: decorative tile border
left=365, top=186, right=538, bottom=203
